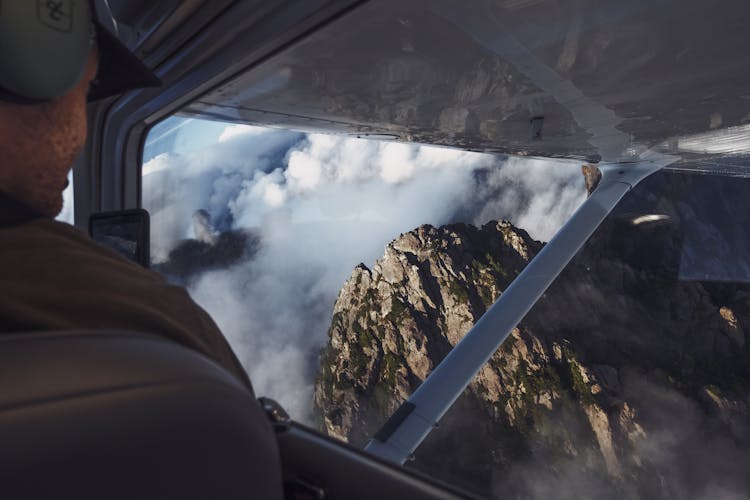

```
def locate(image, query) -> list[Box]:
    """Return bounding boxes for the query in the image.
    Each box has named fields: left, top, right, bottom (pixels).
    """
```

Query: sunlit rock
left=314, top=217, right=750, bottom=498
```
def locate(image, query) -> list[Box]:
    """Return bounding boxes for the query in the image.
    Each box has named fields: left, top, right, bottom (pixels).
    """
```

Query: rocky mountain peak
left=315, top=215, right=750, bottom=498
left=318, top=221, right=541, bottom=441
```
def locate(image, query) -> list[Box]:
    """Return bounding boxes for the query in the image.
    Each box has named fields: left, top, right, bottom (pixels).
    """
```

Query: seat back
left=0, top=329, right=283, bottom=499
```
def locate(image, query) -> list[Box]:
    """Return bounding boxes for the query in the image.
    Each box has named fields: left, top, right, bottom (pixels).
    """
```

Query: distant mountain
left=153, top=207, right=260, bottom=282
left=153, top=229, right=259, bottom=283
left=314, top=216, right=750, bottom=498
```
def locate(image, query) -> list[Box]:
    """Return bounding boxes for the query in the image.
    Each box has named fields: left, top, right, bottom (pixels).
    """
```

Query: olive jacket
left=0, top=191, right=253, bottom=393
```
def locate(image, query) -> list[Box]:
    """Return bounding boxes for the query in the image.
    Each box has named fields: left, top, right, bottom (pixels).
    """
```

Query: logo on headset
left=37, top=0, right=72, bottom=33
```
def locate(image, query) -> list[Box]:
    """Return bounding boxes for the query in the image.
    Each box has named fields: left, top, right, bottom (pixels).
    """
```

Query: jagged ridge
left=314, top=218, right=750, bottom=498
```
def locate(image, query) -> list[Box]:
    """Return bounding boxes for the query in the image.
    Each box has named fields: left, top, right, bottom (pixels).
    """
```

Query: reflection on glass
left=676, top=123, right=750, bottom=156
left=89, top=209, right=150, bottom=268
left=398, top=170, right=750, bottom=497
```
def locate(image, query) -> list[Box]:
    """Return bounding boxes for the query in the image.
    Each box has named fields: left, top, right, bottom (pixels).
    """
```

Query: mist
left=489, top=373, right=750, bottom=500
left=142, top=120, right=586, bottom=419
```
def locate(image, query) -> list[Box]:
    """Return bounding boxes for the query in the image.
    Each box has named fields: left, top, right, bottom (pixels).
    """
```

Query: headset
left=0, top=0, right=95, bottom=102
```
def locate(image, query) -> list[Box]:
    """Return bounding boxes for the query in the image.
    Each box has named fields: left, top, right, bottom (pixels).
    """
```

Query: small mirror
left=89, top=209, right=150, bottom=268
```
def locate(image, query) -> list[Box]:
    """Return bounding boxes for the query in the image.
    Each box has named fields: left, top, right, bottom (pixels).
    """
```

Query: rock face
left=316, top=221, right=539, bottom=442
left=154, top=224, right=259, bottom=283
left=581, top=164, right=602, bottom=195
left=314, top=217, right=750, bottom=498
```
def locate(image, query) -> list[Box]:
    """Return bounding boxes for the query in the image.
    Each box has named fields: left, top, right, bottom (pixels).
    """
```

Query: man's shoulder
left=1, top=217, right=162, bottom=281
left=0, top=212, right=254, bottom=392
left=4, top=217, right=106, bottom=250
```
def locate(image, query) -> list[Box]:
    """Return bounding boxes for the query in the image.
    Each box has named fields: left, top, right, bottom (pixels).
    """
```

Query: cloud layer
left=142, top=120, right=585, bottom=419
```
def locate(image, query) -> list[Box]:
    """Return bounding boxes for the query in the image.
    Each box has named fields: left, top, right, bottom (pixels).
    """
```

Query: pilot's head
left=0, top=1, right=159, bottom=217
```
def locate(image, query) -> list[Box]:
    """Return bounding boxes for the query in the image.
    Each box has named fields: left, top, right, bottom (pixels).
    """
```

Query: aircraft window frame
left=129, top=0, right=750, bottom=494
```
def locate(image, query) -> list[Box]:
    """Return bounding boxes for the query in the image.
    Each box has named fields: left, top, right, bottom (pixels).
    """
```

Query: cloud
left=620, top=373, right=750, bottom=500
left=486, top=373, right=750, bottom=500
left=142, top=125, right=304, bottom=262
left=142, top=121, right=586, bottom=420
left=192, top=209, right=217, bottom=245
left=218, top=123, right=271, bottom=143
left=469, top=156, right=587, bottom=241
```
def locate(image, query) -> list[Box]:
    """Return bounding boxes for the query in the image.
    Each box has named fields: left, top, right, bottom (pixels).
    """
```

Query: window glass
left=141, top=115, right=583, bottom=420
left=143, top=116, right=750, bottom=498
left=55, top=170, right=75, bottom=225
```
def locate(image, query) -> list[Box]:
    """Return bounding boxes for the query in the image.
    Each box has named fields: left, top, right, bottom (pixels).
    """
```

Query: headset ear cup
left=0, top=0, right=92, bottom=101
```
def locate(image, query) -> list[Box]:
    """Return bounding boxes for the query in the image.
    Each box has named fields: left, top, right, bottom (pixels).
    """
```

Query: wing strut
left=364, top=156, right=674, bottom=464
